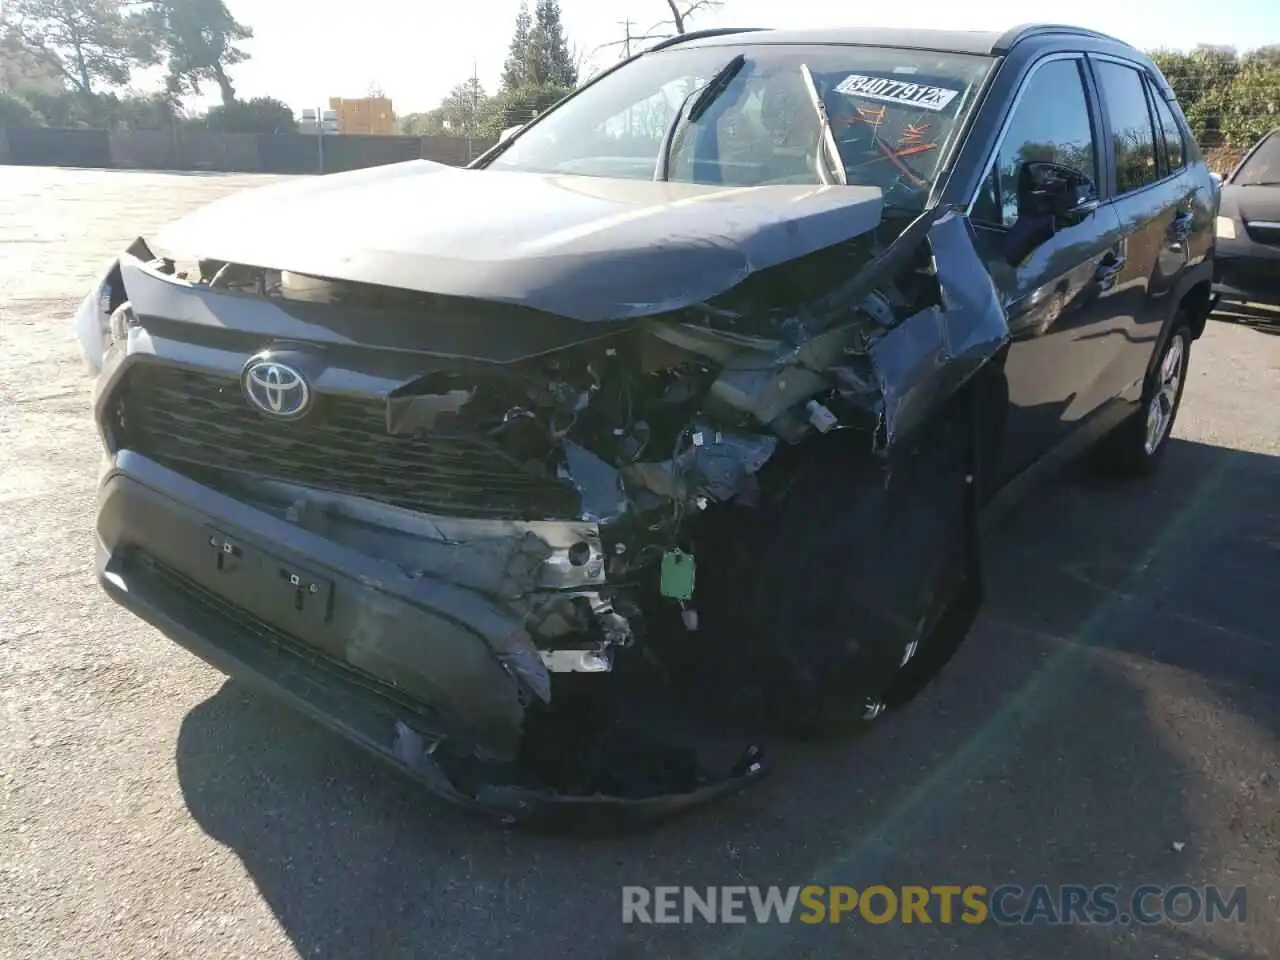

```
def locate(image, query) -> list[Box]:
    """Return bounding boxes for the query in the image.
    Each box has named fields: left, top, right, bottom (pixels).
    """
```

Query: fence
left=0, top=124, right=1256, bottom=179
left=0, top=127, right=496, bottom=174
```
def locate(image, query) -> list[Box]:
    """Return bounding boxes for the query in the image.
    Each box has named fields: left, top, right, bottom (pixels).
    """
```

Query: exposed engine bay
left=87, top=175, right=1010, bottom=825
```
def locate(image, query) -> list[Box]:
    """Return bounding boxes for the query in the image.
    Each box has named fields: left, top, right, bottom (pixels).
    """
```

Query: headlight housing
left=72, top=268, right=118, bottom=375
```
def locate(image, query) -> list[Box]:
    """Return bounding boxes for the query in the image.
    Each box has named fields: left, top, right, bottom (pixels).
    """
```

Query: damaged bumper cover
left=98, top=453, right=766, bottom=824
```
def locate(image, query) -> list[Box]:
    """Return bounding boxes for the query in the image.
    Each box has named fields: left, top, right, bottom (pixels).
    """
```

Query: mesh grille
left=117, top=364, right=580, bottom=520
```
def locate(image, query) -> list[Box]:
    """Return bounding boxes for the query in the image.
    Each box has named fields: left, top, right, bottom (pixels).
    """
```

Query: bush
left=0, top=91, right=43, bottom=126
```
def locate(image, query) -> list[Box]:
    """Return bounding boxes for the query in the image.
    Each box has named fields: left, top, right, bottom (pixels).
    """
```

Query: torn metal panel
left=153, top=163, right=885, bottom=322
left=623, top=424, right=778, bottom=505
left=865, top=210, right=1009, bottom=447
left=561, top=441, right=628, bottom=522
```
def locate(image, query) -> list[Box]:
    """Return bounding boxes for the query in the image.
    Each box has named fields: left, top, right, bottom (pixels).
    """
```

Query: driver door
left=969, top=54, right=1126, bottom=485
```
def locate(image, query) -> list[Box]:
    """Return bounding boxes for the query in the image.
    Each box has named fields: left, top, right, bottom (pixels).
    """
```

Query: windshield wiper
left=799, top=64, right=847, bottom=186
left=655, top=53, right=747, bottom=182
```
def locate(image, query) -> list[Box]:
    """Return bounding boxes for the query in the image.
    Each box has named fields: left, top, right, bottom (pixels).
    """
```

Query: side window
left=976, top=58, right=1098, bottom=228
left=1151, top=93, right=1185, bottom=172
left=1095, top=60, right=1160, bottom=193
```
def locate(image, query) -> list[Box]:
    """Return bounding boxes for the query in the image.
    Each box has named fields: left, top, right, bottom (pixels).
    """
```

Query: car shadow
left=1213, top=301, right=1280, bottom=335
left=175, top=438, right=1279, bottom=959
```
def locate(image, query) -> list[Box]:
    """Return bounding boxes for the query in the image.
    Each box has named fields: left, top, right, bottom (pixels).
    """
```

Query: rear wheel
left=1093, top=312, right=1191, bottom=477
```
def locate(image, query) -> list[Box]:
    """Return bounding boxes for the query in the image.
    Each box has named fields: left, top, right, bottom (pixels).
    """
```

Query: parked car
left=75, top=23, right=1215, bottom=824
left=1214, top=127, right=1280, bottom=306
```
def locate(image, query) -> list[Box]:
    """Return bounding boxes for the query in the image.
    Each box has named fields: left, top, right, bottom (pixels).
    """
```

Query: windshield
left=1233, top=131, right=1280, bottom=186
left=487, top=43, right=993, bottom=208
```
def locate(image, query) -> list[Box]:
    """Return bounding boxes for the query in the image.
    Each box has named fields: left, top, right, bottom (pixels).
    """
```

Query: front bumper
left=1212, top=236, right=1280, bottom=305
left=97, top=452, right=764, bottom=824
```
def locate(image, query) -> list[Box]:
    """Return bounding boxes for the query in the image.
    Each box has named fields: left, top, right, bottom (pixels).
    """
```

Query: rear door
left=1086, top=56, right=1187, bottom=407
left=968, top=55, right=1126, bottom=483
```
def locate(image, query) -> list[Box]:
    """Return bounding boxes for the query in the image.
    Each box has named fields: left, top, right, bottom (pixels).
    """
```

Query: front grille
left=117, top=364, right=581, bottom=519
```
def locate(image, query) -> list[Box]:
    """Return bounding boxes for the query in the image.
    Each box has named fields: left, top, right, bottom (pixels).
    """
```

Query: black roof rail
left=993, top=23, right=1127, bottom=54
left=646, top=27, right=766, bottom=53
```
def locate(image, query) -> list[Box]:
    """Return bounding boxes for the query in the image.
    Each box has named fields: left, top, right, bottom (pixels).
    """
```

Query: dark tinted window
left=1234, top=132, right=1280, bottom=186
left=1151, top=93, right=1185, bottom=171
left=1096, top=61, right=1159, bottom=193
left=974, top=58, right=1097, bottom=227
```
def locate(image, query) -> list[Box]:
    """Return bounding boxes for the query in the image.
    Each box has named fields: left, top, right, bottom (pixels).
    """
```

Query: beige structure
left=327, top=96, right=396, bottom=135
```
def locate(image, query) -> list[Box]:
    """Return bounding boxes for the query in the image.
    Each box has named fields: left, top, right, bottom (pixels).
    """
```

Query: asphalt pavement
left=1, top=168, right=1277, bottom=959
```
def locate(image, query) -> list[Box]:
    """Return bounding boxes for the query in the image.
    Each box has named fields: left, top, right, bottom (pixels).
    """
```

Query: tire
left=1092, top=311, right=1192, bottom=478
left=682, top=409, right=981, bottom=737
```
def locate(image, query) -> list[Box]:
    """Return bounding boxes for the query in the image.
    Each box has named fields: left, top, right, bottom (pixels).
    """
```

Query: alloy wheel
left=1144, top=334, right=1185, bottom=455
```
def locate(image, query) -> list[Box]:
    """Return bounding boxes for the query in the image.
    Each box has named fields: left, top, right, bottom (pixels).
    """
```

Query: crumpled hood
left=155, top=159, right=884, bottom=321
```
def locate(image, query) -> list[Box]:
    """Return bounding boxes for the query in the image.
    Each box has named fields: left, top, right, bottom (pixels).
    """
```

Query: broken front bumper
left=97, top=452, right=764, bottom=824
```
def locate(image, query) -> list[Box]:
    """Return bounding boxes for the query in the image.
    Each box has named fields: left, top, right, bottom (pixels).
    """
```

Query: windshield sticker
left=834, top=74, right=961, bottom=112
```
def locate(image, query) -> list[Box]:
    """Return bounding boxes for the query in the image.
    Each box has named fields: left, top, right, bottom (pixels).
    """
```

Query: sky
left=211, top=0, right=1280, bottom=116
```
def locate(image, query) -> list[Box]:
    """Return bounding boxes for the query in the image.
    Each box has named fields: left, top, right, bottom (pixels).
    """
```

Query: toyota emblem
left=242, top=358, right=311, bottom=419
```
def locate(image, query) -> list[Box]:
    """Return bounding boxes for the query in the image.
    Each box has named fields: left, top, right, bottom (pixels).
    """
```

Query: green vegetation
left=1149, top=45, right=1280, bottom=147
left=0, top=0, right=292, bottom=132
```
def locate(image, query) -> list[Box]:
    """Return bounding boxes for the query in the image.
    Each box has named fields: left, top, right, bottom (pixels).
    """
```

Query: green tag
left=659, top=549, right=696, bottom=602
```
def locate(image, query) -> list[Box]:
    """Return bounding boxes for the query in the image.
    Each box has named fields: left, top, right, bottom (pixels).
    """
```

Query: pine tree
left=530, top=0, right=576, bottom=88
left=500, top=1, right=533, bottom=92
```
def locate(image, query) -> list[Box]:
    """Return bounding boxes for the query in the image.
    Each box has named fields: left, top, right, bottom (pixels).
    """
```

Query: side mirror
left=1005, top=161, right=1098, bottom=265
left=1018, top=161, right=1098, bottom=226
left=499, top=124, right=524, bottom=144
left=1209, top=172, right=1223, bottom=191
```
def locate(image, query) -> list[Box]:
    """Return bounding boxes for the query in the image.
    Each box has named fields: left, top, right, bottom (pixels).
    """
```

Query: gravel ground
left=1, top=167, right=1278, bottom=959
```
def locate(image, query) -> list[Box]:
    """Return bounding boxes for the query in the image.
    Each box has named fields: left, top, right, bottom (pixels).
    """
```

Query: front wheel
left=1093, top=313, right=1191, bottom=477
left=680, top=412, right=981, bottom=736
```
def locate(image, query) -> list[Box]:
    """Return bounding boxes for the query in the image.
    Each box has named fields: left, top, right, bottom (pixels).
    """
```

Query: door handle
left=1095, top=255, right=1126, bottom=289
left=1168, top=210, right=1194, bottom=251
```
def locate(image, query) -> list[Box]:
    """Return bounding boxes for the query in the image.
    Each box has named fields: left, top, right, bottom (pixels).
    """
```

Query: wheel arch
left=1179, top=277, right=1213, bottom=341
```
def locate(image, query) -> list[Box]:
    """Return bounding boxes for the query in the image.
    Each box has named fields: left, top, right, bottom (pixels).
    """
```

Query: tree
left=201, top=95, right=295, bottom=133
left=1224, top=58, right=1280, bottom=145
left=500, top=1, right=533, bottom=90
left=439, top=77, right=487, bottom=136
left=1149, top=45, right=1240, bottom=146
left=481, top=82, right=568, bottom=136
left=488, top=0, right=576, bottom=136
left=594, top=0, right=721, bottom=62
left=399, top=110, right=444, bottom=136
left=528, top=0, right=576, bottom=87
left=1148, top=44, right=1280, bottom=150
left=1, top=25, right=67, bottom=94
left=144, top=0, right=252, bottom=108
left=8, top=0, right=156, bottom=95
left=0, top=89, right=43, bottom=125
left=662, top=0, right=721, bottom=35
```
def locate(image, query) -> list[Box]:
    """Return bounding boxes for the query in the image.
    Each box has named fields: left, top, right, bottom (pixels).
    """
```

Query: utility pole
left=470, top=60, right=479, bottom=161
left=619, top=18, right=633, bottom=58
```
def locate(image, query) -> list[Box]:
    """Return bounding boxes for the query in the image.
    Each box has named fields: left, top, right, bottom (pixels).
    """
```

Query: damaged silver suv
left=77, top=24, right=1216, bottom=824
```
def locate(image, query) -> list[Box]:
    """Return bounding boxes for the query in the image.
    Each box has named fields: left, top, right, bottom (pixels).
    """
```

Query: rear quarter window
left=1151, top=93, right=1185, bottom=172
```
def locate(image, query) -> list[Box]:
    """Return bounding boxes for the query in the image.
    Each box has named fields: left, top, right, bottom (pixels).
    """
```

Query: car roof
left=666, top=23, right=1131, bottom=57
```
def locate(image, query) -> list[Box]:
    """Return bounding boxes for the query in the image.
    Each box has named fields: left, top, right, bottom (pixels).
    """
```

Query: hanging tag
left=659, top=548, right=696, bottom=602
